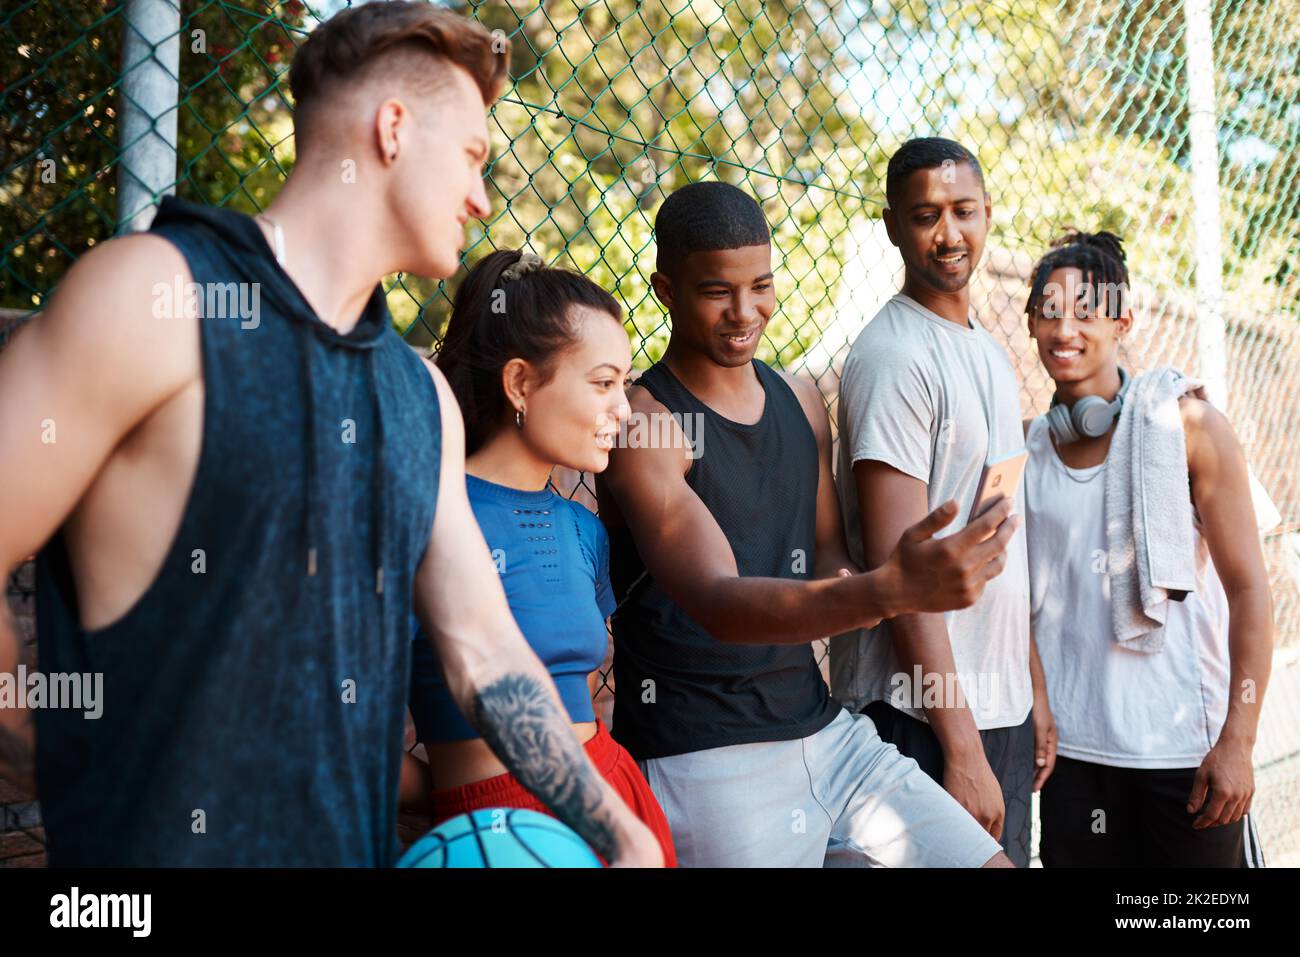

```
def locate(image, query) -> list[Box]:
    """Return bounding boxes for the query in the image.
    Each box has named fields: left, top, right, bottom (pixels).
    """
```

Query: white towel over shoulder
left=1105, top=366, right=1205, bottom=651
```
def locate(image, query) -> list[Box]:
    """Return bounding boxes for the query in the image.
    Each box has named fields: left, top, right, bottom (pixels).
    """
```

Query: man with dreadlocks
left=1023, top=229, right=1273, bottom=867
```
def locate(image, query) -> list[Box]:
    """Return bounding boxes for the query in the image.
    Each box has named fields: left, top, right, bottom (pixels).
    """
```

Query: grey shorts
left=638, top=708, right=1004, bottom=867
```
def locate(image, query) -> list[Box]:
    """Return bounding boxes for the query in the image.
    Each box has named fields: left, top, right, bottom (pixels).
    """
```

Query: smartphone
left=969, top=447, right=1029, bottom=522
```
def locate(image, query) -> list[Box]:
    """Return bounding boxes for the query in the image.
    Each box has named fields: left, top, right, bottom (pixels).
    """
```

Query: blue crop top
left=409, top=473, right=616, bottom=742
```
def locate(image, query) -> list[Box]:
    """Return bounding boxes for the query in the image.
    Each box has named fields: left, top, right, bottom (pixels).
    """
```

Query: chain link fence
left=3, top=0, right=1298, bottom=865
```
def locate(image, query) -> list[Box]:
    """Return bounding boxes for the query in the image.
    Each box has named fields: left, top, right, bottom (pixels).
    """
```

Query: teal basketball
left=397, top=808, right=603, bottom=868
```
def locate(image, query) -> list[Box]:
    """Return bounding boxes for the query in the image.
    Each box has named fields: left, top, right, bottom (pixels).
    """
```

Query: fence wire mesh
left=2, top=0, right=1299, bottom=864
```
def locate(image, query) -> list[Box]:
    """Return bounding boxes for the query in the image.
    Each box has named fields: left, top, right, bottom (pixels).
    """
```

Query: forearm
left=1219, top=585, right=1274, bottom=744
left=889, top=613, right=983, bottom=761
left=462, top=661, right=642, bottom=863
left=681, top=565, right=899, bottom=646
left=436, top=613, right=648, bottom=862
left=0, top=606, right=36, bottom=795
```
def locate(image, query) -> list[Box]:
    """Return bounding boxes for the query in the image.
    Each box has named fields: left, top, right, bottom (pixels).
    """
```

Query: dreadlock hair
left=1026, top=230, right=1131, bottom=321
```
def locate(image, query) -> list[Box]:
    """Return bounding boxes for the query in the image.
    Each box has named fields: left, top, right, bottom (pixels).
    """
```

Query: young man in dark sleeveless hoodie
left=0, top=2, right=661, bottom=867
left=598, top=181, right=1019, bottom=867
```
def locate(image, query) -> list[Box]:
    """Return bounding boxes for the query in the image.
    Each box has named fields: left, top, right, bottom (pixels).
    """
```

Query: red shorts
left=427, top=720, right=678, bottom=867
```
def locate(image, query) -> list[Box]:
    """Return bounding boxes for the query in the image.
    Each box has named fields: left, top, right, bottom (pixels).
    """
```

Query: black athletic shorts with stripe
left=1040, top=755, right=1264, bottom=867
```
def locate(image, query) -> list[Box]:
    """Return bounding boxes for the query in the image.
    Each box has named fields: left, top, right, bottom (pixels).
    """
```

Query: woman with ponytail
left=402, top=249, right=678, bottom=866
left=1022, top=230, right=1272, bottom=867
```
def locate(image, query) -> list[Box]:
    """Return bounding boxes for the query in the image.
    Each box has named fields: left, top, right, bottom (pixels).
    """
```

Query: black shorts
left=1040, top=754, right=1264, bottom=867
left=861, top=700, right=1034, bottom=868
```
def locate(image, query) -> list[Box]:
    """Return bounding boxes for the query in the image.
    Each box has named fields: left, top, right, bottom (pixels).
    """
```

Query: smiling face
left=510, top=305, right=633, bottom=474
left=651, top=244, right=775, bottom=367
left=1028, top=265, right=1133, bottom=385
left=884, top=161, right=990, bottom=294
left=384, top=65, right=493, bottom=280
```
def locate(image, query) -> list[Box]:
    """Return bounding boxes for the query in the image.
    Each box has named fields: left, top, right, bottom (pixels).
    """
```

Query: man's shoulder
left=971, top=319, right=1017, bottom=362
left=35, top=233, right=198, bottom=377
left=841, top=309, right=939, bottom=399
left=388, top=336, right=438, bottom=379
left=1177, top=392, right=1234, bottom=456
left=625, top=376, right=669, bottom=417
left=1177, top=392, right=1215, bottom=424
left=370, top=347, right=441, bottom=457
left=609, top=377, right=691, bottom=479
left=414, top=353, right=451, bottom=404
left=846, top=298, right=936, bottom=364
left=69, top=231, right=194, bottom=301
left=773, top=365, right=822, bottom=405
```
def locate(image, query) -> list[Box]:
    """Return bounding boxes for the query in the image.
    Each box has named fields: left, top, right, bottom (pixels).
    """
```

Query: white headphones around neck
left=1046, top=367, right=1131, bottom=444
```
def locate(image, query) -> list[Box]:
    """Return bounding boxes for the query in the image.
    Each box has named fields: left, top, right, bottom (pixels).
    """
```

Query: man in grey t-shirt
left=832, top=138, right=1040, bottom=867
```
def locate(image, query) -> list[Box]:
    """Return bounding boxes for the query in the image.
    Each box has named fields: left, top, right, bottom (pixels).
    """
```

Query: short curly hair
left=654, top=181, right=772, bottom=277
left=885, top=137, right=985, bottom=210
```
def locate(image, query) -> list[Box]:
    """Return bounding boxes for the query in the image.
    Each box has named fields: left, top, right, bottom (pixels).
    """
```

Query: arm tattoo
left=471, top=672, right=620, bottom=861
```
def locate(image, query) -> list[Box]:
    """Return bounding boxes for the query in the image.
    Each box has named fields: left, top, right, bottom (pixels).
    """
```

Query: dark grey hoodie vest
left=34, top=197, right=441, bottom=866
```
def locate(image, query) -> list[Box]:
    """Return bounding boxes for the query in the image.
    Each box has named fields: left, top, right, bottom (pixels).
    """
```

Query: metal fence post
left=1182, top=0, right=1229, bottom=412
left=117, top=0, right=181, bottom=233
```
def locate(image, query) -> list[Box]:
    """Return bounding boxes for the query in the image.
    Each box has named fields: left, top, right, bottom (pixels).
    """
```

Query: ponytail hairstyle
left=1026, top=229, right=1130, bottom=321
left=435, top=249, right=623, bottom=455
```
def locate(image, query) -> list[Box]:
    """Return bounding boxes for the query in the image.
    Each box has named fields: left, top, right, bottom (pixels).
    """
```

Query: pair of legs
left=862, top=700, right=1035, bottom=868
left=1040, top=755, right=1261, bottom=867
left=638, top=708, right=1009, bottom=867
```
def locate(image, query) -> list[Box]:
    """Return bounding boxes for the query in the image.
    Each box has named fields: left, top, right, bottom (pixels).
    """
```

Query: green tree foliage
left=3, top=0, right=1296, bottom=333
left=1, top=0, right=305, bottom=310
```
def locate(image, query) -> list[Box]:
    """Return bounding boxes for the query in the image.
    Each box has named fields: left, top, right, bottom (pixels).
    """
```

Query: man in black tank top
left=0, top=4, right=660, bottom=867
left=598, top=182, right=1022, bottom=867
